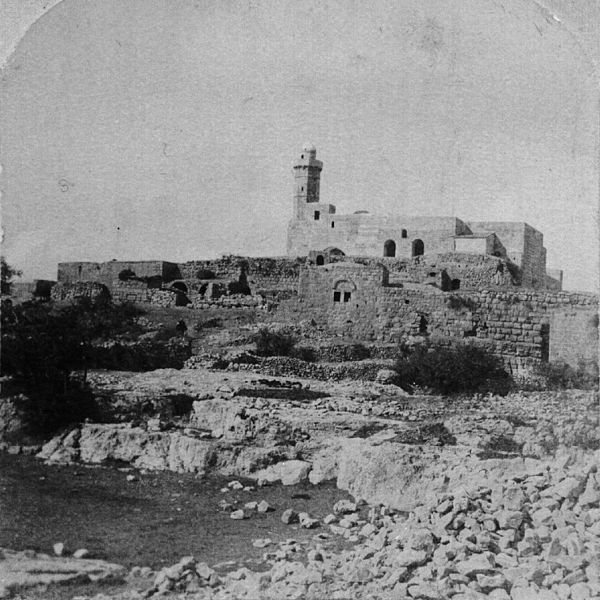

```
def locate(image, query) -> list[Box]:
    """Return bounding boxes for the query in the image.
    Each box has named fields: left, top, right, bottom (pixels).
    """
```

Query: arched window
left=316, top=255, right=325, bottom=266
left=383, top=240, right=396, bottom=257
left=412, top=239, right=424, bottom=257
left=401, top=229, right=408, bottom=238
left=333, top=279, right=356, bottom=305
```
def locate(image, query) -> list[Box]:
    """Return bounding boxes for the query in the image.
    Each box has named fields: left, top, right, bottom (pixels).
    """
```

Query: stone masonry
left=287, top=144, right=560, bottom=291
left=286, top=262, right=597, bottom=374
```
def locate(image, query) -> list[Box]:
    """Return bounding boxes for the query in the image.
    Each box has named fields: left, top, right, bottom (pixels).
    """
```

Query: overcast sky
left=1, top=0, right=598, bottom=291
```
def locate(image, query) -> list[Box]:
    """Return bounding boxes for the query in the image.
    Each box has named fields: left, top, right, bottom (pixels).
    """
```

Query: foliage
left=252, top=327, right=297, bottom=357
left=1, top=298, right=145, bottom=434
left=2, top=297, right=144, bottom=383
left=196, top=269, right=216, bottom=280
left=289, top=345, right=317, bottom=362
left=91, top=338, right=191, bottom=371
left=194, top=317, right=223, bottom=331
left=525, top=360, right=599, bottom=391
left=1, top=257, right=22, bottom=294
left=393, top=340, right=513, bottom=395
left=445, top=295, right=476, bottom=312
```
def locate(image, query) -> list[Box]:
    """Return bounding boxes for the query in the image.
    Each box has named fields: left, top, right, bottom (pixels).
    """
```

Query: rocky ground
left=1, top=367, right=598, bottom=599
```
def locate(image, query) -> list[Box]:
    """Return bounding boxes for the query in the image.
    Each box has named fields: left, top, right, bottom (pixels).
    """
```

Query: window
left=343, top=292, right=351, bottom=302
left=333, top=291, right=341, bottom=302
left=383, top=240, right=396, bottom=257
left=301, top=186, right=304, bottom=191
left=412, top=239, right=424, bottom=257
left=401, top=229, right=408, bottom=238
left=316, top=255, right=324, bottom=266
left=301, top=154, right=304, bottom=159
left=314, top=211, right=320, bottom=221
left=331, top=222, right=335, bottom=228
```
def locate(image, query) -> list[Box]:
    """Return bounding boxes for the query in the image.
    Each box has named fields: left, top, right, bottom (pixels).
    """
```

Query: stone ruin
left=8, top=145, right=596, bottom=377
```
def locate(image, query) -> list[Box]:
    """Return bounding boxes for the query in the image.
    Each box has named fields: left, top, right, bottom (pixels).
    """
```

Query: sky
left=0, top=0, right=598, bottom=291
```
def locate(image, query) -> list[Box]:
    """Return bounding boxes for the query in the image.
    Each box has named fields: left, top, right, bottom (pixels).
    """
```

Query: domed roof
left=302, top=142, right=316, bottom=153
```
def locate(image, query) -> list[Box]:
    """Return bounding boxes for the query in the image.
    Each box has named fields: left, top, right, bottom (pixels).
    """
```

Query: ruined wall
left=110, top=282, right=179, bottom=307
left=318, top=254, right=517, bottom=291
left=177, top=256, right=304, bottom=292
left=466, top=222, right=547, bottom=288
left=290, top=263, right=597, bottom=374
left=57, top=261, right=180, bottom=286
left=50, top=282, right=110, bottom=303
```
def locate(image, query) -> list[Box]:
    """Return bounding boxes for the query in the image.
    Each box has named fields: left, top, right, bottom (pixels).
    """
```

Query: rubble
left=125, top=445, right=600, bottom=600
left=5, top=368, right=599, bottom=598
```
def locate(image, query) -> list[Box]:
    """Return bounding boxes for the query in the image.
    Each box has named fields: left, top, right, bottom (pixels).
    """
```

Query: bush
left=196, top=269, right=216, bottom=280
left=194, top=317, right=223, bottom=331
left=445, top=295, right=476, bottom=312
left=527, top=360, right=598, bottom=391
left=252, top=327, right=296, bottom=357
left=1, top=257, right=21, bottom=294
left=289, top=345, right=317, bottom=362
left=393, top=341, right=512, bottom=395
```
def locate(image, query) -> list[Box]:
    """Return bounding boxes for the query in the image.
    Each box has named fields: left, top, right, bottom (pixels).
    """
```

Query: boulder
left=253, top=460, right=311, bottom=486
left=0, top=548, right=125, bottom=598
left=281, top=509, right=299, bottom=524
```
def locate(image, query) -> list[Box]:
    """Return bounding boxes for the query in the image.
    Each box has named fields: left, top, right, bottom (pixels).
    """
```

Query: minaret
left=293, top=143, right=323, bottom=217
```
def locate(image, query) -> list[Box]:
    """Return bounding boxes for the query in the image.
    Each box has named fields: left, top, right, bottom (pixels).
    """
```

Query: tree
left=1, top=257, right=22, bottom=294
left=1, top=297, right=144, bottom=434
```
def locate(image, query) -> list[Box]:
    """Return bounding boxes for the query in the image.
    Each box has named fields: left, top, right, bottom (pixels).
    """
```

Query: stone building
left=291, top=261, right=597, bottom=375
left=50, top=144, right=598, bottom=374
left=287, top=144, right=561, bottom=290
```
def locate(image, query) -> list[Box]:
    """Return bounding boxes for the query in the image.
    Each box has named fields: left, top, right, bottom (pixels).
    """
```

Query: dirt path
left=0, top=454, right=356, bottom=570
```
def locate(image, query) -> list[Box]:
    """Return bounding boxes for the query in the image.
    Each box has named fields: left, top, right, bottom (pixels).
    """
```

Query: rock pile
left=136, top=449, right=599, bottom=599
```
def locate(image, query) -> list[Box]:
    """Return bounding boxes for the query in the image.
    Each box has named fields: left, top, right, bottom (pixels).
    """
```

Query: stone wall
left=286, top=263, right=598, bottom=374
left=287, top=214, right=468, bottom=258
left=58, top=261, right=180, bottom=286
left=319, top=253, right=518, bottom=291
left=50, top=281, right=110, bottom=303
left=111, top=283, right=179, bottom=307
left=176, top=256, right=304, bottom=292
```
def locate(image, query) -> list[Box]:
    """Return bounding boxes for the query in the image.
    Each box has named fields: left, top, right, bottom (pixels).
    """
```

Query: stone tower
left=293, top=143, right=323, bottom=218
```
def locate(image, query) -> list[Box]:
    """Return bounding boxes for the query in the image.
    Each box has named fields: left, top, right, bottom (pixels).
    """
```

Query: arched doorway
left=316, top=255, right=325, bottom=266
left=383, top=240, right=396, bottom=257
left=412, top=239, right=424, bottom=257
